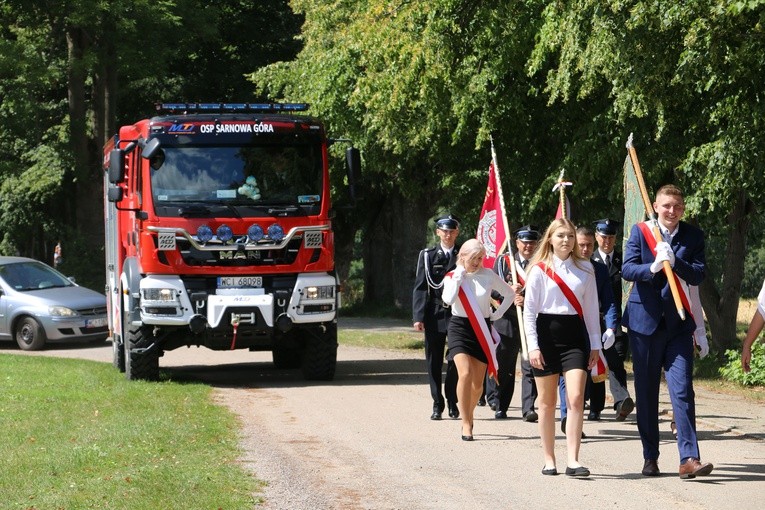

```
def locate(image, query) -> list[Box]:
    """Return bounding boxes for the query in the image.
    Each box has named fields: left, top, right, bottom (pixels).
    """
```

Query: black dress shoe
left=522, top=411, right=538, bottom=422
left=448, top=403, right=460, bottom=419
left=542, top=466, right=558, bottom=476
left=461, top=435, right=474, bottom=441
left=430, top=410, right=442, bottom=420
left=489, top=402, right=498, bottom=411
left=615, top=397, right=634, bottom=422
left=565, top=466, right=590, bottom=477
left=587, top=411, right=601, bottom=421
left=477, top=397, right=487, bottom=407
left=495, top=410, right=508, bottom=419
left=642, top=459, right=660, bottom=477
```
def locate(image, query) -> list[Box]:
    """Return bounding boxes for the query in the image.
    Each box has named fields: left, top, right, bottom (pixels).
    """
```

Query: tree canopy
left=254, top=0, right=765, bottom=350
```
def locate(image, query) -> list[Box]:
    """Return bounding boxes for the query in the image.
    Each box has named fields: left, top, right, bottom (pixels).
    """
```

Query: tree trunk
left=699, top=189, right=755, bottom=353
left=67, top=25, right=105, bottom=261
left=362, top=188, right=432, bottom=314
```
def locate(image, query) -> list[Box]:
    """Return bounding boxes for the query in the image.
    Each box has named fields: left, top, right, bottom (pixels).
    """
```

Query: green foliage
left=0, top=354, right=259, bottom=509
left=720, top=340, right=765, bottom=386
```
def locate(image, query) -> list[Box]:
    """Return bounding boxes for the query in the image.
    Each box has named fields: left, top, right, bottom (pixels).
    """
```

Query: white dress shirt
left=442, top=267, right=515, bottom=320
left=522, top=255, right=601, bottom=351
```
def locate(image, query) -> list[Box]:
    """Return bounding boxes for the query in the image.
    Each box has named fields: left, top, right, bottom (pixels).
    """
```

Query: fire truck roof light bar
left=156, top=102, right=309, bottom=113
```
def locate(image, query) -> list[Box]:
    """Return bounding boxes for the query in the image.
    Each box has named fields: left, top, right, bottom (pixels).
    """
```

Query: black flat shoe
left=565, top=466, right=590, bottom=477
left=542, top=467, right=558, bottom=476
left=461, top=435, right=474, bottom=441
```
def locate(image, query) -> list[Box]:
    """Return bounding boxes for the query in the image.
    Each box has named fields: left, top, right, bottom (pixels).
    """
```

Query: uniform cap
left=435, top=214, right=460, bottom=230
left=594, top=219, right=620, bottom=235
left=514, top=225, right=540, bottom=241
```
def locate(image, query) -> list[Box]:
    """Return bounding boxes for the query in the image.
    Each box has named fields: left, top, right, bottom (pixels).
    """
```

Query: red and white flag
left=476, top=161, right=508, bottom=269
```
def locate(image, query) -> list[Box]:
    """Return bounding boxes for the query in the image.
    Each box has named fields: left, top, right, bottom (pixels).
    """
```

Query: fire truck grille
left=175, top=237, right=302, bottom=267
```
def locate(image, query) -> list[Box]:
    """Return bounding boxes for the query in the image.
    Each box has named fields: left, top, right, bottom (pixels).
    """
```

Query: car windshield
left=0, top=261, right=73, bottom=291
left=150, top=144, right=323, bottom=213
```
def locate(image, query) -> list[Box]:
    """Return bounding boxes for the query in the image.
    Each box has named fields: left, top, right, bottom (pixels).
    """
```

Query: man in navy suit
left=590, top=219, right=634, bottom=421
left=622, top=184, right=713, bottom=479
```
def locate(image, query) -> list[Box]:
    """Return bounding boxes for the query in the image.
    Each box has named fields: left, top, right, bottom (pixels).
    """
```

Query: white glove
left=601, top=328, right=616, bottom=350
left=660, top=242, right=676, bottom=266
left=695, top=334, right=709, bottom=359
left=452, top=265, right=466, bottom=281
left=650, top=242, right=675, bottom=273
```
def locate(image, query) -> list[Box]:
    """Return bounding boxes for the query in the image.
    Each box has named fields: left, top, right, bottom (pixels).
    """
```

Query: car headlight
left=303, top=285, right=335, bottom=300
left=48, top=306, right=78, bottom=317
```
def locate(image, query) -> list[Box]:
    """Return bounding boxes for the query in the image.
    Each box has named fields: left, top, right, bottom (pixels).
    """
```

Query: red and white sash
left=537, top=262, right=608, bottom=383
left=449, top=272, right=501, bottom=380
left=636, top=222, right=694, bottom=323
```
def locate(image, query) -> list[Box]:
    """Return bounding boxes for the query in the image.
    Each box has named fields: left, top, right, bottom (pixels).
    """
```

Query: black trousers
left=424, top=327, right=458, bottom=409
left=587, top=334, right=630, bottom=412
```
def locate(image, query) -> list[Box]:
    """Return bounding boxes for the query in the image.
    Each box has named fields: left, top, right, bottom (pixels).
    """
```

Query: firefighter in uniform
left=413, top=214, right=460, bottom=420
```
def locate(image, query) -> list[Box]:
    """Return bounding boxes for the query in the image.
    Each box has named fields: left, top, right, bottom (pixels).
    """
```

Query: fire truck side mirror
left=108, top=149, right=126, bottom=184
left=107, top=186, right=123, bottom=202
left=140, top=138, right=161, bottom=159
left=345, top=147, right=361, bottom=201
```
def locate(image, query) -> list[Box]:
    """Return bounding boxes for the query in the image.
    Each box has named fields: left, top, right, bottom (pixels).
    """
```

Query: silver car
left=0, top=256, right=108, bottom=350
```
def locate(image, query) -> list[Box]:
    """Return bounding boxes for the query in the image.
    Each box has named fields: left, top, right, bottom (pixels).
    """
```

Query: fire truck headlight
left=142, top=288, right=178, bottom=302
left=247, top=224, right=264, bottom=242
left=216, top=224, right=233, bottom=242
left=197, top=225, right=213, bottom=243
left=303, top=285, right=335, bottom=300
left=268, top=223, right=285, bottom=242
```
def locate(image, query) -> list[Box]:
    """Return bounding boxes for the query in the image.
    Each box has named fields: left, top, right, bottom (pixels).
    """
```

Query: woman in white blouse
left=442, top=239, right=515, bottom=441
left=523, top=218, right=601, bottom=476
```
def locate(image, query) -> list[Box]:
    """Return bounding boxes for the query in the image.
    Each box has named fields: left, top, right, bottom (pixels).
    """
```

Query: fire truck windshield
left=150, top=144, right=323, bottom=217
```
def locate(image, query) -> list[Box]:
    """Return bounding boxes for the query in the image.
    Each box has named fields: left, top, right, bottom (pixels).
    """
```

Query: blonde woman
left=442, top=239, right=515, bottom=441
left=522, top=218, right=601, bottom=476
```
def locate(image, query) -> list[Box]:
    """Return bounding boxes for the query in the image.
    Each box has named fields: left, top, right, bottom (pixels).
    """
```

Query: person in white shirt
left=523, top=218, right=601, bottom=477
left=442, top=239, right=514, bottom=441
left=742, top=278, right=765, bottom=373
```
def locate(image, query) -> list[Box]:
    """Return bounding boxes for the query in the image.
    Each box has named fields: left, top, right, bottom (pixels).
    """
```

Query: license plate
left=218, top=276, right=263, bottom=288
left=85, top=317, right=108, bottom=328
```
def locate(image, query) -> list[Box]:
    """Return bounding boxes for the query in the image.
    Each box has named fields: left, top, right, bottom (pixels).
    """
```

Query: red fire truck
left=103, top=103, right=360, bottom=381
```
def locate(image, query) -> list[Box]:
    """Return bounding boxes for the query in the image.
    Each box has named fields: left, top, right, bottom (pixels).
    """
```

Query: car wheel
left=15, top=316, right=47, bottom=351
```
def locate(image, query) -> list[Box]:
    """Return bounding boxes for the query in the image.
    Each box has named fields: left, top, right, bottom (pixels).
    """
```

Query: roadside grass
left=0, top=354, right=260, bottom=510
left=338, top=328, right=423, bottom=350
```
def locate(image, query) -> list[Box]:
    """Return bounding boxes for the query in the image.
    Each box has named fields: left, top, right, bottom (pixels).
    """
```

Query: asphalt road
left=2, top=318, right=764, bottom=509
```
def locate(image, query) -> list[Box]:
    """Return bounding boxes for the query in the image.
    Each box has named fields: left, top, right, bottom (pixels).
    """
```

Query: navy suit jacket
left=621, top=221, right=705, bottom=336
left=592, top=259, right=618, bottom=331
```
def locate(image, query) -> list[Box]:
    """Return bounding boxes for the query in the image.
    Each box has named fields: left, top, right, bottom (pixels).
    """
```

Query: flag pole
left=626, top=133, right=686, bottom=320
left=490, top=135, right=528, bottom=360
left=552, top=169, right=572, bottom=218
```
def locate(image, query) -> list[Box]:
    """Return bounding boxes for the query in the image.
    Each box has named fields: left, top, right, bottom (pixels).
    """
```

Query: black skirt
left=447, top=315, right=488, bottom=364
left=532, top=313, right=588, bottom=376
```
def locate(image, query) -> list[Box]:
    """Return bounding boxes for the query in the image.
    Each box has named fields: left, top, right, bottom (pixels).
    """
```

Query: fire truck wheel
left=112, top=336, right=126, bottom=373
left=301, top=323, right=338, bottom=381
left=15, top=316, right=47, bottom=351
left=124, top=324, right=160, bottom=381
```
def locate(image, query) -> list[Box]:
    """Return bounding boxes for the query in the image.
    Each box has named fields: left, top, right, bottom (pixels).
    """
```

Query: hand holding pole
left=626, top=134, right=686, bottom=320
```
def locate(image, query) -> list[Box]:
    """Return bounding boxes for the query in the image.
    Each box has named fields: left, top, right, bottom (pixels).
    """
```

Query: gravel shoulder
left=3, top=318, right=764, bottom=509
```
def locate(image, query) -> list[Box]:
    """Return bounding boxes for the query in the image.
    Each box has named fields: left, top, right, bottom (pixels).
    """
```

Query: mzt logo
left=167, top=123, right=196, bottom=134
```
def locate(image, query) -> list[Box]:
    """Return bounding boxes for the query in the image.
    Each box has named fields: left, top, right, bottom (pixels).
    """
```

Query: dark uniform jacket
left=492, top=253, right=526, bottom=338
left=412, top=245, right=458, bottom=333
left=592, top=250, right=623, bottom=322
